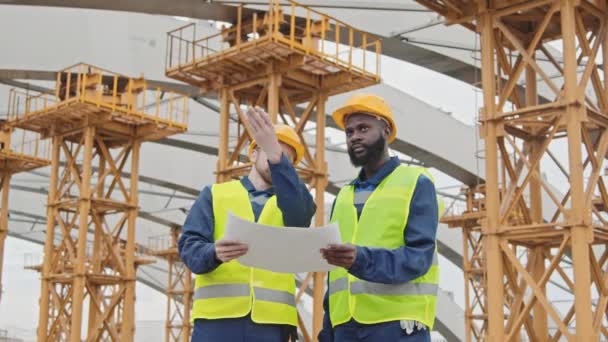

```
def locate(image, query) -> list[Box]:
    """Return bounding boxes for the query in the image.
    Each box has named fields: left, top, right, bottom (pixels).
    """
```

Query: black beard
left=347, top=135, right=386, bottom=167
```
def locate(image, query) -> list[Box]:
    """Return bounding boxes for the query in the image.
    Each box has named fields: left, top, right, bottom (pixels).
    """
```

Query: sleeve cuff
left=203, top=243, right=222, bottom=270
left=348, top=246, right=367, bottom=275
left=268, top=153, right=291, bottom=169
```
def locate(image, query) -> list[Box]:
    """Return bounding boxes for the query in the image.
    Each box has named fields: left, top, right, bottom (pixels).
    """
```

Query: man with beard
left=318, top=94, right=439, bottom=342
left=179, top=107, right=315, bottom=341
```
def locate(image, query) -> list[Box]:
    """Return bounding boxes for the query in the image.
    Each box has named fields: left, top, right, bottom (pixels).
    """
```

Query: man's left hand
left=321, top=244, right=357, bottom=269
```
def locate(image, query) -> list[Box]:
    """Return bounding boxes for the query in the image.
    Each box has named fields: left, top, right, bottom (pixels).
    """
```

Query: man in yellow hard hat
left=179, top=107, right=315, bottom=341
left=318, top=93, right=439, bottom=342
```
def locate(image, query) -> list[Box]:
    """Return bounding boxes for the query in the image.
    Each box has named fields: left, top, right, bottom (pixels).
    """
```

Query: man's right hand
left=245, top=106, right=283, bottom=163
left=214, top=239, right=249, bottom=263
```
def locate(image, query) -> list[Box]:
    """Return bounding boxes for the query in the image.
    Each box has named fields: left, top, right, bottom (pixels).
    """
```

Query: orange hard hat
left=332, top=93, right=397, bottom=143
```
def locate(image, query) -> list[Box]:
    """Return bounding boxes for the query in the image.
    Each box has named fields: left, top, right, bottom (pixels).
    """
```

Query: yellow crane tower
left=6, top=63, right=188, bottom=341
left=416, top=0, right=608, bottom=340
left=0, top=112, right=50, bottom=303
left=148, top=227, right=193, bottom=342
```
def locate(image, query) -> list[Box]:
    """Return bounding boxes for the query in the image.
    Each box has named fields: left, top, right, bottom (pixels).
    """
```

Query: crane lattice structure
left=7, top=63, right=188, bottom=341
left=419, top=0, right=608, bottom=340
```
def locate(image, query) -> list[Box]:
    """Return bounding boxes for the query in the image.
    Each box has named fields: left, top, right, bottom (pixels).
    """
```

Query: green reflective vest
left=329, top=165, right=439, bottom=328
left=191, top=180, right=297, bottom=326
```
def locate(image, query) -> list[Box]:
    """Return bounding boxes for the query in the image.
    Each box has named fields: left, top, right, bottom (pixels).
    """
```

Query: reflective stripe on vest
left=191, top=180, right=297, bottom=326
left=194, top=284, right=296, bottom=307
left=329, top=278, right=439, bottom=297
left=328, top=165, right=440, bottom=328
left=329, top=252, right=439, bottom=297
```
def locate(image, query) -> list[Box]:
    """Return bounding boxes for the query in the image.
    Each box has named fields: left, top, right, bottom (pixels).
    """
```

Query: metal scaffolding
left=6, top=63, right=188, bottom=341
left=165, top=0, right=381, bottom=340
left=0, top=123, right=50, bottom=303
left=148, top=228, right=193, bottom=342
left=418, top=0, right=608, bottom=340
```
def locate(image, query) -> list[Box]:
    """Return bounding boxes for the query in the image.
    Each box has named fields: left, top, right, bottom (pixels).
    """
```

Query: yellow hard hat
left=248, top=124, right=305, bottom=164
left=332, top=93, right=397, bottom=143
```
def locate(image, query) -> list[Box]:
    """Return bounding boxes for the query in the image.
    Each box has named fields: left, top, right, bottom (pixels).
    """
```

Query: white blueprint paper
left=223, top=212, right=342, bottom=273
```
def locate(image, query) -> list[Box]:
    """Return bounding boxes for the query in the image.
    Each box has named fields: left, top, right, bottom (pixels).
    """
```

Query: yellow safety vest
left=191, top=180, right=297, bottom=326
left=328, top=165, right=440, bottom=328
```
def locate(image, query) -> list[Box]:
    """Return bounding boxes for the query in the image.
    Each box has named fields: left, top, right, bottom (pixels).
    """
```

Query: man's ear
left=383, top=123, right=391, bottom=139
left=250, top=148, right=258, bottom=162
